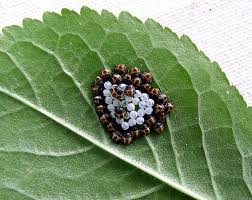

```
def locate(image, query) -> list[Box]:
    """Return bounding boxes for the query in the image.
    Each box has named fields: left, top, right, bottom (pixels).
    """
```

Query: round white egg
left=134, top=90, right=141, bottom=98
left=136, top=117, right=144, bottom=125
left=107, top=104, right=115, bottom=111
left=119, top=83, right=127, bottom=91
left=110, top=111, right=115, bottom=118
left=104, top=81, right=112, bottom=90
left=139, top=101, right=147, bottom=109
left=103, top=89, right=111, bottom=97
left=121, top=122, right=129, bottom=130
left=146, top=99, right=155, bottom=107
left=105, top=97, right=113, bottom=104
left=116, top=118, right=124, bottom=124
left=113, top=99, right=120, bottom=107
left=128, top=118, right=137, bottom=126
left=137, top=109, right=145, bottom=117
left=140, top=93, right=149, bottom=101
left=127, top=103, right=135, bottom=111
left=125, top=96, right=133, bottom=103
left=129, top=111, right=138, bottom=119
left=132, top=97, right=140, bottom=105
left=145, top=107, right=153, bottom=115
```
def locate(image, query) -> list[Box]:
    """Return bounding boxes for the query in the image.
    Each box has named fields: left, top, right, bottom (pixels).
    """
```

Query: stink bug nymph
left=142, top=72, right=152, bottom=83
left=95, top=76, right=103, bottom=84
left=130, top=67, right=141, bottom=77
left=145, top=115, right=156, bottom=126
left=154, top=104, right=165, bottom=114
left=150, top=88, right=160, bottom=97
left=142, top=83, right=152, bottom=92
left=100, top=68, right=112, bottom=79
left=167, top=102, right=174, bottom=113
left=123, top=73, right=132, bottom=84
left=121, top=135, right=133, bottom=144
left=115, top=108, right=126, bottom=119
left=112, top=74, right=122, bottom=84
left=111, top=87, right=122, bottom=99
left=100, top=114, right=110, bottom=126
left=107, top=122, right=116, bottom=133
left=96, top=105, right=106, bottom=114
left=112, top=132, right=121, bottom=142
left=94, top=96, right=103, bottom=105
left=140, top=124, right=150, bottom=135
left=115, top=64, right=127, bottom=74
left=124, top=85, right=135, bottom=97
left=157, top=93, right=168, bottom=104
left=130, top=129, right=141, bottom=138
left=154, top=122, right=164, bottom=134
left=132, top=77, right=141, bottom=87
left=92, top=85, right=102, bottom=96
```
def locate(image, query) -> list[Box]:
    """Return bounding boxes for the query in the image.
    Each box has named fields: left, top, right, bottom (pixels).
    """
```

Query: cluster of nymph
left=92, top=64, right=173, bottom=144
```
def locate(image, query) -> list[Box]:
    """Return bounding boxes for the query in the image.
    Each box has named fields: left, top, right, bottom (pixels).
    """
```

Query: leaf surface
left=0, top=7, right=251, bottom=200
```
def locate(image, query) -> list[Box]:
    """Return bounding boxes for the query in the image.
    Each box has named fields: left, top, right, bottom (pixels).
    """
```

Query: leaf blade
left=0, top=7, right=251, bottom=200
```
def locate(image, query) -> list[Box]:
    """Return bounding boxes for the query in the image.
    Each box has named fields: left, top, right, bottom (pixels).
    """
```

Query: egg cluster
left=92, top=64, right=173, bottom=144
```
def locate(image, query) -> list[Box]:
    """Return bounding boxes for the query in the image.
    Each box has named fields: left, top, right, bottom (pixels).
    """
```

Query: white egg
left=127, top=103, right=135, bottom=111
left=137, top=109, right=145, bottom=117
left=145, top=107, right=153, bottom=115
left=104, top=81, right=112, bottom=90
left=113, top=99, right=120, bottom=107
left=103, top=89, right=111, bottom=97
left=120, top=100, right=126, bottom=107
left=146, top=99, right=155, bottom=107
left=121, top=122, right=129, bottom=130
left=140, top=93, right=149, bottom=101
left=136, top=117, right=144, bottom=125
left=129, top=111, right=138, bottom=119
left=139, top=101, right=147, bottom=109
left=128, top=118, right=137, bottom=126
left=107, top=104, right=115, bottom=111
left=134, top=90, right=141, bottom=98
left=119, top=83, right=127, bottom=91
left=105, top=97, right=113, bottom=104
left=110, top=111, right=115, bottom=118
left=132, top=97, right=140, bottom=105
left=125, top=96, right=133, bottom=103
left=116, top=118, right=124, bottom=124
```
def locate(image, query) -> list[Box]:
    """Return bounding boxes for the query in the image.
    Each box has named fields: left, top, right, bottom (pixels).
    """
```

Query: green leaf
left=0, top=6, right=251, bottom=200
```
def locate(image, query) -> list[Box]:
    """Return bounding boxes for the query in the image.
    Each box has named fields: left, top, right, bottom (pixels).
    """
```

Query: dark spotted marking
left=94, top=96, right=103, bottom=105
left=96, top=105, right=105, bottom=114
left=150, top=88, right=160, bottom=96
left=115, top=64, right=127, bottom=74
left=146, top=115, right=156, bottom=126
left=100, top=114, right=110, bottom=126
left=100, top=68, right=111, bottom=79
left=140, top=124, right=150, bottom=135
left=154, top=104, right=165, bottom=114
left=112, top=74, right=122, bottom=84
left=132, top=77, right=141, bottom=87
left=111, top=87, right=122, bottom=99
left=124, top=85, right=135, bottom=97
left=142, top=72, right=152, bottom=83
left=154, top=123, right=164, bottom=134
left=115, top=108, right=126, bottom=119
left=142, top=83, right=152, bottom=92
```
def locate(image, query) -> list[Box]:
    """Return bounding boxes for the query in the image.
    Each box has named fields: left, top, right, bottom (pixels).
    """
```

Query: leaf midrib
left=6, top=10, right=251, bottom=199
left=1, top=26, right=206, bottom=199
left=0, top=80, right=204, bottom=200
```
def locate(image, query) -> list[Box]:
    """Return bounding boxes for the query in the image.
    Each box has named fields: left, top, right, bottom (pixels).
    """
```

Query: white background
left=0, top=0, right=251, bottom=106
